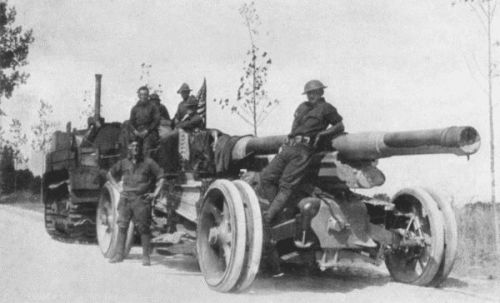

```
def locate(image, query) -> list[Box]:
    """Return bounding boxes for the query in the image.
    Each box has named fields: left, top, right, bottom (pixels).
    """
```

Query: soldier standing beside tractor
left=107, top=141, right=164, bottom=266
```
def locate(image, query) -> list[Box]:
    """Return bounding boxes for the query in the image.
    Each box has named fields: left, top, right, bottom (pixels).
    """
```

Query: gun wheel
left=96, top=182, right=134, bottom=258
left=385, top=187, right=445, bottom=286
left=196, top=179, right=247, bottom=293
left=423, top=188, right=458, bottom=287
left=231, top=180, right=263, bottom=293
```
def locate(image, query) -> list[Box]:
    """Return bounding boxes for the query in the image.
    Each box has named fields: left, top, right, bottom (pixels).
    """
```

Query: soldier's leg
left=158, top=130, right=179, bottom=174
left=259, top=149, right=288, bottom=202
left=266, top=146, right=313, bottom=223
left=109, top=196, right=132, bottom=263
left=143, top=131, right=159, bottom=158
left=131, top=197, right=152, bottom=266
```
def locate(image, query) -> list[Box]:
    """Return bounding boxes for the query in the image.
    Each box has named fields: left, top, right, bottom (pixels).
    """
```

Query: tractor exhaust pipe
left=94, top=74, right=102, bottom=121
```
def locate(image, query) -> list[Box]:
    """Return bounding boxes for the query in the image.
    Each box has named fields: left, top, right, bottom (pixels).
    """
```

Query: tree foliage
left=0, top=145, right=15, bottom=194
left=8, top=117, right=27, bottom=166
left=139, top=62, right=163, bottom=95
left=0, top=0, right=34, bottom=102
left=214, top=2, right=279, bottom=136
left=31, top=100, right=57, bottom=153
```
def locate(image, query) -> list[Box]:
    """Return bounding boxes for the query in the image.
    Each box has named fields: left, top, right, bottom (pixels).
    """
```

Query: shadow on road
left=128, top=252, right=202, bottom=276
left=250, top=264, right=391, bottom=294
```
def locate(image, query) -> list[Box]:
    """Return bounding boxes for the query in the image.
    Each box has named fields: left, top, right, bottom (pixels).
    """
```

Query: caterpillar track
left=43, top=183, right=98, bottom=243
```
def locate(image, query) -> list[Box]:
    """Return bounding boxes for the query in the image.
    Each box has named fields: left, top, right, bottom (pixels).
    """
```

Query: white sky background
left=2, top=0, right=499, bottom=205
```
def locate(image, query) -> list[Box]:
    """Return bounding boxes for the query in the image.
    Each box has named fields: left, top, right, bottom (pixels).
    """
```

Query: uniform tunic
left=173, top=99, right=203, bottom=131
left=129, top=100, right=161, bottom=156
left=109, top=157, right=163, bottom=234
left=260, top=97, right=343, bottom=219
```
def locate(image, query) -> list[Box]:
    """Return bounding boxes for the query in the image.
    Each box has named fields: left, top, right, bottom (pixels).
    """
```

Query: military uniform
left=109, top=157, right=163, bottom=234
left=260, top=97, right=343, bottom=222
left=159, top=95, right=204, bottom=173
left=129, top=100, right=161, bottom=156
left=108, top=156, right=163, bottom=265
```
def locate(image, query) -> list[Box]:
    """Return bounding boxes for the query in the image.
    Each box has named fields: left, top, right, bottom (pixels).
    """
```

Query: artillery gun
left=92, top=83, right=479, bottom=291
left=42, top=75, right=123, bottom=242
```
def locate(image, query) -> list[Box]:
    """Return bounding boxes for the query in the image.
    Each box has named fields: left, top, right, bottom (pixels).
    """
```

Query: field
left=454, top=202, right=500, bottom=279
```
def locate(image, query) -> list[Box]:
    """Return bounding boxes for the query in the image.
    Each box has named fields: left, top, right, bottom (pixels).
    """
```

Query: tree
left=139, top=62, right=163, bottom=95
left=0, top=145, right=15, bottom=194
left=455, top=0, right=500, bottom=252
left=0, top=0, right=34, bottom=103
left=31, top=100, right=58, bottom=153
left=9, top=118, right=27, bottom=166
left=214, top=1, right=279, bottom=136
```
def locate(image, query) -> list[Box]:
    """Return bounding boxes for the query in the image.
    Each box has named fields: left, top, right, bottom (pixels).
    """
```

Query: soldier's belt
left=284, top=135, right=313, bottom=146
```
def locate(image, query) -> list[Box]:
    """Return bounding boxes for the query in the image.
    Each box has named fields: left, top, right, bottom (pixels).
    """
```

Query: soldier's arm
left=314, top=106, right=344, bottom=147
left=107, top=160, right=122, bottom=186
left=149, top=159, right=164, bottom=197
left=129, top=107, right=139, bottom=133
left=175, top=114, right=203, bottom=130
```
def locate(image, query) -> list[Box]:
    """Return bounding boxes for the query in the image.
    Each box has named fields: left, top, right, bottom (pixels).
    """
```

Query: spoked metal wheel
left=96, top=182, right=134, bottom=258
left=196, top=179, right=247, bottom=292
left=424, top=188, right=458, bottom=287
left=232, top=180, right=263, bottom=292
left=385, top=187, right=445, bottom=286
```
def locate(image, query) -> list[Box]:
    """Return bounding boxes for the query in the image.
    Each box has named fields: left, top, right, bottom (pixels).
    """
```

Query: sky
left=2, top=0, right=500, bottom=205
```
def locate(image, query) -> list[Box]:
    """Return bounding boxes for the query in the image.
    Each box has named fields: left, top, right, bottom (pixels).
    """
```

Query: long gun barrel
left=231, top=126, right=480, bottom=161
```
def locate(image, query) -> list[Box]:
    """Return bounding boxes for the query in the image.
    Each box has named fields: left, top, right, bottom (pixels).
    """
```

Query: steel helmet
left=177, top=83, right=192, bottom=94
left=302, top=80, right=327, bottom=94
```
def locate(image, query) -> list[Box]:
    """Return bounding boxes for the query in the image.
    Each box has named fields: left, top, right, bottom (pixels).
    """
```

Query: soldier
left=150, top=93, right=173, bottom=139
left=158, top=84, right=204, bottom=174
left=129, top=86, right=161, bottom=156
left=260, top=80, right=344, bottom=222
left=173, top=83, right=204, bottom=131
left=259, top=80, right=344, bottom=276
left=107, top=140, right=164, bottom=266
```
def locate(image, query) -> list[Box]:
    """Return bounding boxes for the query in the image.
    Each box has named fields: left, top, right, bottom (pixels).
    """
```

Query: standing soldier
left=107, top=141, right=164, bottom=266
left=129, top=86, right=161, bottom=157
left=260, top=80, right=345, bottom=227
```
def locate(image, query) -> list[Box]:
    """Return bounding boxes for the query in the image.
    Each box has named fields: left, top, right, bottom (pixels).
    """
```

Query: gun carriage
left=43, top=75, right=480, bottom=292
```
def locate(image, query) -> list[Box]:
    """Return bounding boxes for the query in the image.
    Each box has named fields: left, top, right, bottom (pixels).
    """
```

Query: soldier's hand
left=133, top=129, right=140, bottom=136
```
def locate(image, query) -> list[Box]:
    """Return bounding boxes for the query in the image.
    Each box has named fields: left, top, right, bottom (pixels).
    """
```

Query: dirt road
left=0, top=204, right=498, bottom=303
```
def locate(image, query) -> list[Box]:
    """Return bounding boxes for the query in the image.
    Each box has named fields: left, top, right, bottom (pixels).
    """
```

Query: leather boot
left=109, top=227, right=127, bottom=263
left=141, top=234, right=151, bottom=266
left=265, top=189, right=291, bottom=223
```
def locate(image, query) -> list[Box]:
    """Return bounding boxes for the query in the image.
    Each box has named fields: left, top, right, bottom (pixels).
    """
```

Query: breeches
left=117, top=194, right=151, bottom=235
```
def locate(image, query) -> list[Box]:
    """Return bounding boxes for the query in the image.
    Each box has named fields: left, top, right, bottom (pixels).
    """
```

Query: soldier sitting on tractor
left=107, top=140, right=164, bottom=266
left=150, top=93, right=174, bottom=139
left=158, top=83, right=205, bottom=174
left=127, top=86, right=161, bottom=157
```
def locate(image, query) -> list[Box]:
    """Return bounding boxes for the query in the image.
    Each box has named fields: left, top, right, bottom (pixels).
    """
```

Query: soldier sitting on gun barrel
left=107, top=140, right=164, bottom=266
left=259, top=79, right=345, bottom=275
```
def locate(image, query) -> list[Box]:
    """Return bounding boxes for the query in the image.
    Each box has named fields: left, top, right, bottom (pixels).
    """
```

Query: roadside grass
left=0, top=190, right=43, bottom=213
left=453, top=202, right=500, bottom=279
